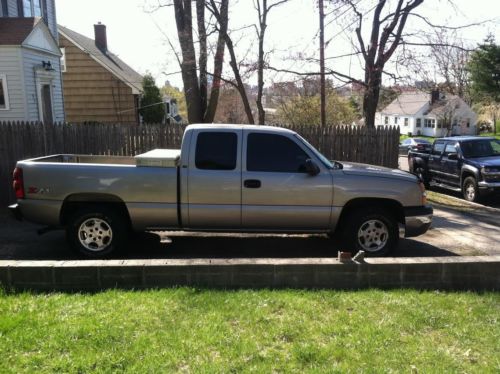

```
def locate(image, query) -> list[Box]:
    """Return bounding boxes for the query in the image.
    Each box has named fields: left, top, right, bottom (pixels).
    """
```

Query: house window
left=394, top=116, right=399, bottom=124
left=437, top=120, right=443, bottom=129
left=416, top=118, right=421, bottom=128
left=404, top=118, right=408, bottom=126
left=0, top=74, right=9, bottom=110
left=424, top=119, right=435, bottom=128
left=384, top=116, right=388, bottom=125
left=467, top=120, right=470, bottom=128
left=22, top=0, right=42, bottom=17
left=60, top=48, right=66, bottom=72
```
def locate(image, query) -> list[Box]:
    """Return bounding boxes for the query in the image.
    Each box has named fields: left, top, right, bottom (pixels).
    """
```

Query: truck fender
left=461, top=164, right=480, bottom=184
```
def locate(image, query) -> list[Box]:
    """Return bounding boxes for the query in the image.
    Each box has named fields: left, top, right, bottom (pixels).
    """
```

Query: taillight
left=13, top=167, right=25, bottom=199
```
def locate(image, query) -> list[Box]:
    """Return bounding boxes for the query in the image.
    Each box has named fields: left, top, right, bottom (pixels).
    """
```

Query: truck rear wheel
left=343, top=209, right=398, bottom=257
left=66, top=206, right=128, bottom=258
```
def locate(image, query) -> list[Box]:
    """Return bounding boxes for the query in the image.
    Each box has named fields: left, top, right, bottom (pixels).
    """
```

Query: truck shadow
left=124, top=232, right=458, bottom=259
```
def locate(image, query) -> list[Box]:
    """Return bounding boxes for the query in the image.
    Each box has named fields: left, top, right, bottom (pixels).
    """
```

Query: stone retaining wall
left=0, top=256, right=498, bottom=292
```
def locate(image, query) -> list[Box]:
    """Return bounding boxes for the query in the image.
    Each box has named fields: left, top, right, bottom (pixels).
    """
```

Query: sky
left=55, top=0, right=500, bottom=90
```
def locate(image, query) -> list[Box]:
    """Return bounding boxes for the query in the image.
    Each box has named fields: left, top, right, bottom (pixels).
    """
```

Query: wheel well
left=461, top=170, right=477, bottom=185
left=335, top=198, right=404, bottom=234
left=60, top=194, right=132, bottom=227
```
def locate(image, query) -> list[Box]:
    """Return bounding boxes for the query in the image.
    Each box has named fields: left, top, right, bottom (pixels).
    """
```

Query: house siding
left=59, top=33, right=139, bottom=124
left=0, top=46, right=27, bottom=121
left=21, top=47, right=64, bottom=121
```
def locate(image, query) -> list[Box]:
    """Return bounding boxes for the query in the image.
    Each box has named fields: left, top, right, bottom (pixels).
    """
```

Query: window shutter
left=42, top=0, right=48, bottom=24
left=17, top=0, right=23, bottom=16
left=1, top=0, right=8, bottom=16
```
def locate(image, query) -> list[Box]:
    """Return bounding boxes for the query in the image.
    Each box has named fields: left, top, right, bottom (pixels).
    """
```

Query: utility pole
left=319, top=0, right=326, bottom=128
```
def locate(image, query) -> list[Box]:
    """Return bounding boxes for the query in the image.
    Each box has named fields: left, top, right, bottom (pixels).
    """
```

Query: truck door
left=186, top=129, right=242, bottom=229
left=441, top=142, right=461, bottom=186
left=241, top=130, right=333, bottom=230
left=428, top=140, right=445, bottom=182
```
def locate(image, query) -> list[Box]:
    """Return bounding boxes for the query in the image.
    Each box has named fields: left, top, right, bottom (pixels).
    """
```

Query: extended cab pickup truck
left=9, top=124, right=432, bottom=257
left=408, top=136, right=500, bottom=202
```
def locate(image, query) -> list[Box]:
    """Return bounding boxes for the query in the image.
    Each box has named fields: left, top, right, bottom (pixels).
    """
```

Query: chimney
left=430, top=89, right=440, bottom=104
left=94, top=22, right=107, bottom=53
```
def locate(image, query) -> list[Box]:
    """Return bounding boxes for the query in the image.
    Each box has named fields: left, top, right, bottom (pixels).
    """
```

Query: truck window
left=444, top=143, right=457, bottom=157
left=247, top=133, right=309, bottom=173
left=432, top=142, right=445, bottom=156
left=195, top=132, right=237, bottom=170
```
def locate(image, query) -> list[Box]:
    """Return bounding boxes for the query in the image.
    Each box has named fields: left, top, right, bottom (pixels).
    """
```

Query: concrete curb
left=0, top=256, right=499, bottom=292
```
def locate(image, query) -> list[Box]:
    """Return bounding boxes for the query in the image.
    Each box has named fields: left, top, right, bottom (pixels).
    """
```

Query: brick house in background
left=0, top=0, right=64, bottom=122
left=58, top=23, right=143, bottom=124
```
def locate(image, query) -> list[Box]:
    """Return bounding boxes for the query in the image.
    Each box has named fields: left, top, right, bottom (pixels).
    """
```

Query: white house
left=0, top=0, right=64, bottom=123
left=375, top=90, right=477, bottom=137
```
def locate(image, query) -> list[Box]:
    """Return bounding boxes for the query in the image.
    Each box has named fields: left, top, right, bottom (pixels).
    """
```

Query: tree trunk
left=204, top=0, right=228, bottom=123
left=208, top=0, right=254, bottom=124
left=196, top=0, right=207, bottom=119
left=363, top=68, right=382, bottom=127
left=256, top=1, right=267, bottom=125
left=173, top=0, right=202, bottom=123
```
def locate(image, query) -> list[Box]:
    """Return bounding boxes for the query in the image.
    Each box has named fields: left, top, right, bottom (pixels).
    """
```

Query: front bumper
left=478, top=181, right=500, bottom=189
left=8, top=203, right=23, bottom=221
left=403, top=205, right=433, bottom=238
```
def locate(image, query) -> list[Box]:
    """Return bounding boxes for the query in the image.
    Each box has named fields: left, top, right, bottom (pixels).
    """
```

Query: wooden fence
left=0, top=121, right=399, bottom=205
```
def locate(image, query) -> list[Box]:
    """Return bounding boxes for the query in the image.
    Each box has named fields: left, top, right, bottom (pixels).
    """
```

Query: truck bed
left=16, top=152, right=180, bottom=230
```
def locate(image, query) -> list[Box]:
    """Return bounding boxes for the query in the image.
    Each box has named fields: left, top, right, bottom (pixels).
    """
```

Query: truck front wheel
left=462, top=176, right=480, bottom=202
left=67, top=206, right=128, bottom=258
left=343, top=209, right=398, bottom=257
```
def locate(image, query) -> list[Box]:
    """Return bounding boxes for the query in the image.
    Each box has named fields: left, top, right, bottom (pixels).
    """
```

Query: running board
left=429, top=181, right=462, bottom=192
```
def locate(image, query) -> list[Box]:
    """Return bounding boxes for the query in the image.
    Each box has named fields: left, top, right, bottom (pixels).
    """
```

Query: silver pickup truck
left=9, top=124, right=432, bottom=257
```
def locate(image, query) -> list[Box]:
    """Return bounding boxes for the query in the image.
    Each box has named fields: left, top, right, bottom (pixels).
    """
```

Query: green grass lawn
left=1, top=288, right=499, bottom=373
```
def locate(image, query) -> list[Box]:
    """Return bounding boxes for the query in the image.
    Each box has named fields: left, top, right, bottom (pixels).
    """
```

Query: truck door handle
left=244, top=179, right=261, bottom=188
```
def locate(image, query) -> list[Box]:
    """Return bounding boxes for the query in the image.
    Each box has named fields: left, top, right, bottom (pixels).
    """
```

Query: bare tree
left=254, top=0, right=289, bottom=125
left=344, top=0, right=425, bottom=127
left=171, top=0, right=228, bottom=123
left=207, top=0, right=255, bottom=124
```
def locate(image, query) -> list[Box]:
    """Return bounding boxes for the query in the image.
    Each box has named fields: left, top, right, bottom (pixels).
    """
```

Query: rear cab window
left=195, top=132, right=238, bottom=170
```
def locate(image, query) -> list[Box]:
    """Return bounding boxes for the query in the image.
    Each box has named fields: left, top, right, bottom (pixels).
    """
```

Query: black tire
left=415, top=167, right=430, bottom=189
left=462, top=176, right=480, bottom=203
left=342, top=208, right=399, bottom=257
left=66, top=206, right=129, bottom=258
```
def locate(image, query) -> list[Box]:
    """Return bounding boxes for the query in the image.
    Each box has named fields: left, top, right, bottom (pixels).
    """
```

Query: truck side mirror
left=447, top=153, right=458, bottom=160
left=305, top=159, right=320, bottom=176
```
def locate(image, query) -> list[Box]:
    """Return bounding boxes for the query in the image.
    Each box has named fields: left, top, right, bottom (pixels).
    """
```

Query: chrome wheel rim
left=357, top=219, right=389, bottom=252
left=78, top=218, right=113, bottom=252
left=465, top=183, right=475, bottom=201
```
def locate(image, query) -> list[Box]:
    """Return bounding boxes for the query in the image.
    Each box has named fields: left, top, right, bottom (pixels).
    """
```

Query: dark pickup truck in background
left=408, top=136, right=500, bottom=202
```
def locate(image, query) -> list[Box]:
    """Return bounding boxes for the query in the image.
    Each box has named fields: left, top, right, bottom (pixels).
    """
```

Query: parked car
left=399, top=138, right=433, bottom=155
left=408, top=136, right=500, bottom=202
left=9, top=124, right=432, bottom=258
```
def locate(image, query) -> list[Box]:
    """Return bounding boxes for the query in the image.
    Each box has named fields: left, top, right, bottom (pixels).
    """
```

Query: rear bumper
left=403, top=205, right=433, bottom=238
left=8, top=204, right=23, bottom=221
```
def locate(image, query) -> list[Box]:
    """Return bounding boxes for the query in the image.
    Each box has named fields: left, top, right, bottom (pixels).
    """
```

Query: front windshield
left=461, top=139, right=500, bottom=158
left=294, top=134, right=334, bottom=169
